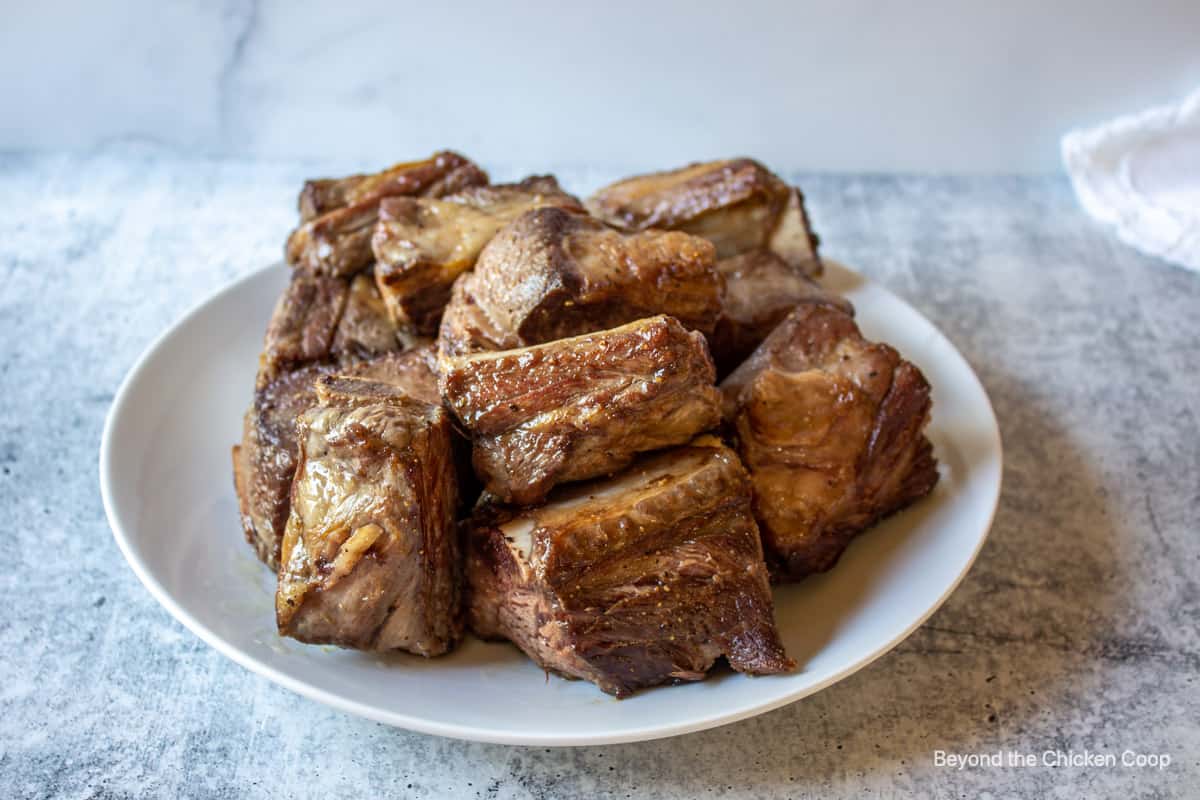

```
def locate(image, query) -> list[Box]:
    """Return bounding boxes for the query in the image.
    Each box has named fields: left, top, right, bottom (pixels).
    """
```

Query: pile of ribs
left=231, top=152, right=939, bottom=697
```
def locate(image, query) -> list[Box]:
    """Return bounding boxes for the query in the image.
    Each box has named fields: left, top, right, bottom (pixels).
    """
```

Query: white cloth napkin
left=1062, top=89, right=1200, bottom=272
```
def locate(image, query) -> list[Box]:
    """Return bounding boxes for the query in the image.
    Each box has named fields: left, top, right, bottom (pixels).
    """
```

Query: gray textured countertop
left=2, top=150, right=1197, bottom=799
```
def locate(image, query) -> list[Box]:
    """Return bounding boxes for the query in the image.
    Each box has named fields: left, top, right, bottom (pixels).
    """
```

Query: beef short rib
left=276, top=372, right=459, bottom=655
left=286, top=151, right=488, bottom=277
left=586, top=158, right=822, bottom=276
left=234, top=269, right=410, bottom=568
left=257, top=272, right=348, bottom=387
left=372, top=176, right=583, bottom=335
left=233, top=348, right=439, bottom=569
left=330, top=273, right=413, bottom=364
left=298, top=151, right=487, bottom=222
left=466, top=436, right=792, bottom=697
left=233, top=348, right=442, bottom=570
left=435, top=271, right=512, bottom=360
left=440, top=315, right=721, bottom=504
left=710, top=250, right=852, bottom=375
left=721, top=304, right=939, bottom=580
left=257, top=271, right=404, bottom=387
left=233, top=363, right=332, bottom=567
left=437, top=207, right=721, bottom=358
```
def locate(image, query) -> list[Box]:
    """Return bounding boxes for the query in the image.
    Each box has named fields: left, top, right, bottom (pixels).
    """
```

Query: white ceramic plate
left=100, top=259, right=1001, bottom=746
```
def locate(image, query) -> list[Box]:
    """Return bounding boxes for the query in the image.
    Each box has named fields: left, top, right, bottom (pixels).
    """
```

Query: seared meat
left=276, top=373, right=459, bottom=655
left=298, top=151, right=487, bottom=222
left=284, top=200, right=381, bottom=278
left=435, top=272, right=513, bottom=360
left=466, top=436, right=792, bottom=697
left=257, top=270, right=406, bottom=385
left=331, top=273, right=413, bottom=361
left=711, top=250, right=853, bottom=375
left=441, top=315, right=722, bottom=504
left=372, top=176, right=583, bottom=335
left=234, top=363, right=332, bottom=567
left=258, top=272, right=349, bottom=387
left=234, top=347, right=438, bottom=569
left=586, top=158, right=822, bottom=276
left=720, top=305, right=939, bottom=580
left=345, top=346, right=441, bottom=405
left=287, top=152, right=488, bottom=277
left=355, top=346, right=483, bottom=508
left=766, top=183, right=822, bottom=276
left=234, top=270, right=417, bottom=568
left=437, top=206, right=721, bottom=357
left=587, top=159, right=829, bottom=372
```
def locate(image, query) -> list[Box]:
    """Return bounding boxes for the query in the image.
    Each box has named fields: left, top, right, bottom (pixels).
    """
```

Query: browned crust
left=721, top=304, right=939, bottom=580
left=336, top=346, right=441, bottom=406
left=587, top=158, right=823, bottom=276
left=456, top=206, right=721, bottom=353
left=258, top=272, right=349, bottom=388
left=230, top=442, right=261, bottom=562
left=441, top=316, right=722, bottom=504
left=464, top=440, right=792, bottom=697
left=235, top=363, right=332, bottom=569
left=371, top=176, right=583, bottom=335
left=587, top=158, right=787, bottom=231
left=435, top=271, right=518, bottom=362
left=276, top=385, right=460, bottom=655
left=711, top=249, right=851, bottom=375
left=236, top=294, right=425, bottom=570
left=287, top=152, right=488, bottom=277
left=298, top=151, right=487, bottom=221
left=328, top=274, right=404, bottom=362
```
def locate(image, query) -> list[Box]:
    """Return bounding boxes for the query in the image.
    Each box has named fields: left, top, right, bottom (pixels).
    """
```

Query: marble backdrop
left=3, top=0, right=1200, bottom=173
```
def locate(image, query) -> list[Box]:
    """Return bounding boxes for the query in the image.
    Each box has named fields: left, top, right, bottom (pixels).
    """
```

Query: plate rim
left=99, top=261, right=1003, bottom=746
